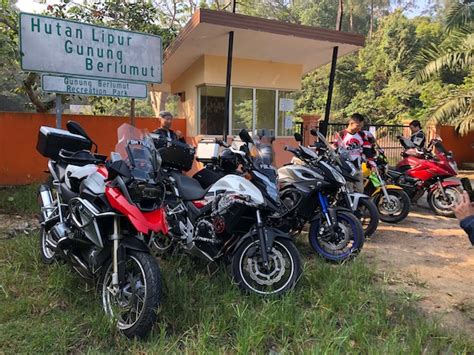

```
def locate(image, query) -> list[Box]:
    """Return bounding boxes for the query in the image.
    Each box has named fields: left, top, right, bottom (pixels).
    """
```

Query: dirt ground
left=1, top=178, right=473, bottom=336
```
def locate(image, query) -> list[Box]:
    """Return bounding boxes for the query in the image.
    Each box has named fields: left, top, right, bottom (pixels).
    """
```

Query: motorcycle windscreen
left=115, top=123, right=162, bottom=182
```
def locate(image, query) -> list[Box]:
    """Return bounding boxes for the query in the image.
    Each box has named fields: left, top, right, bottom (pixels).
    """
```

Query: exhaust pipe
left=38, top=184, right=54, bottom=220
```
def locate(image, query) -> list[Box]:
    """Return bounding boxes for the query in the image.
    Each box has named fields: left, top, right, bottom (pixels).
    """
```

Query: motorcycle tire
left=308, top=210, right=365, bottom=263
left=428, top=186, right=460, bottom=218
left=99, top=250, right=163, bottom=338
left=232, top=237, right=302, bottom=296
left=353, top=198, right=379, bottom=237
left=375, top=189, right=410, bottom=223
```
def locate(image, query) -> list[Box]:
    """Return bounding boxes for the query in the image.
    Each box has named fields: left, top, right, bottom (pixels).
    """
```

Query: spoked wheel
left=100, top=251, right=162, bottom=338
left=39, top=227, right=58, bottom=264
left=308, top=211, right=365, bottom=262
left=428, top=186, right=461, bottom=217
left=232, top=237, right=301, bottom=296
left=37, top=184, right=58, bottom=264
left=150, top=233, right=174, bottom=257
left=376, top=189, right=410, bottom=223
left=353, top=198, right=379, bottom=237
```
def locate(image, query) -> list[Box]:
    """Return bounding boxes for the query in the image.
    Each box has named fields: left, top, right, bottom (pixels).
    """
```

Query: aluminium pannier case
left=37, top=126, right=93, bottom=160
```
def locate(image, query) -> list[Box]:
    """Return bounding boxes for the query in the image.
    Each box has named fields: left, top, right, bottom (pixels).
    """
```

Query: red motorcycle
left=37, top=122, right=167, bottom=338
left=387, top=136, right=461, bottom=217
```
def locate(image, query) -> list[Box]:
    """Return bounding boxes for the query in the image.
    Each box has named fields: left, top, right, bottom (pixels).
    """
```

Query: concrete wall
left=438, top=126, right=474, bottom=167
left=0, top=112, right=186, bottom=185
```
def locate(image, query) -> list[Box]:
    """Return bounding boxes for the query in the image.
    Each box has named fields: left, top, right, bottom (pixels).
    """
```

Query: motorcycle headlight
left=449, top=162, right=458, bottom=174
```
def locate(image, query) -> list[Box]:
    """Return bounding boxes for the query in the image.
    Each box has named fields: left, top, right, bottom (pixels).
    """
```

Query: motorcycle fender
left=372, top=185, right=402, bottom=196
left=232, top=227, right=292, bottom=255
left=429, top=180, right=460, bottom=193
left=120, top=237, right=149, bottom=253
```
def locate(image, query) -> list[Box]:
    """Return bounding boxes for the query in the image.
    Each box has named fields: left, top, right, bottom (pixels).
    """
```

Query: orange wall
left=438, top=126, right=474, bottom=166
left=0, top=112, right=186, bottom=185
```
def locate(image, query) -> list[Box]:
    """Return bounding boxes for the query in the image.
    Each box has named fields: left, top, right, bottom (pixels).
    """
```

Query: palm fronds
left=445, top=1, right=474, bottom=32
left=429, top=89, right=473, bottom=135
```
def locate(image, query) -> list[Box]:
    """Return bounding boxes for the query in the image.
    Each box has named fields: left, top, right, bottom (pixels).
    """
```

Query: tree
left=415, top=0, right=473, bottom=135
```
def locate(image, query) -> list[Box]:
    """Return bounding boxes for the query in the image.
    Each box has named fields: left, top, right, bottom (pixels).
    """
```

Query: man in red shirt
left=334, top=113, right=365, bottom=192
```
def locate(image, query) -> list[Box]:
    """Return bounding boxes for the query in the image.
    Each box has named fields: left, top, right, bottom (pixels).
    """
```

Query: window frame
left=197, top=84, right=296, bottom=138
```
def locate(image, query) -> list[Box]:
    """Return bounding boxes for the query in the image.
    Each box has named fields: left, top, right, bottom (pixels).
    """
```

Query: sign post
left=55, top=94, right=62, bottom=128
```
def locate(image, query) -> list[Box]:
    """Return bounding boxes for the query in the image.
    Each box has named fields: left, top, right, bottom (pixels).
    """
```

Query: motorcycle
left=278, top=134, right=365, bottom=261
left=37, top=122, right=166, bottom=338
left=307, top=129, right=380, bottom=237
left=153, top=129, right=302, bottom=296
left=389, top=136, right=461, bottom=217
left=193, top=132, right=365, bottom=262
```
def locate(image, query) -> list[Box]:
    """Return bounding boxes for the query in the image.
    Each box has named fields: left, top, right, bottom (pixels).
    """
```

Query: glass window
left=255, top=89, right=276, bottom=137
left=231, top=87, right=253, bottom=135
left=199, top=86, right=226, bottom=135
left=278, top=91, right=297, bottom=137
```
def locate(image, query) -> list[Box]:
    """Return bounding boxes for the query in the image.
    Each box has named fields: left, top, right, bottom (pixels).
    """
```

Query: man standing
left=335, top=113, right=365, bottom=193
left=153, top=111, right=185, bottom=143
left=408, top=120, right=426, bottom=149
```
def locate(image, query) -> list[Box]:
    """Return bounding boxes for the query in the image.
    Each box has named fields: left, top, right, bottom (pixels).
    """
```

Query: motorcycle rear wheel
left=100, top=251, right=162, bottom=338
left=232, top=237, right=301, bottom=296
left=308, top=211, right=365, bottom=262
left=428, top=186, right=460, bottom=218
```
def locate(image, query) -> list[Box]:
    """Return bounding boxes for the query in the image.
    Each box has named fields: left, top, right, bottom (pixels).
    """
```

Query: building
left=151, top=9, right=364, bottom=164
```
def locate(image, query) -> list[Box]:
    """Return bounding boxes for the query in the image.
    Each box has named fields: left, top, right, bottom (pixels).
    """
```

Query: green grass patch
left=0, top=184, right=40, bottom=216
left=0, top=234, right=472, bottom=353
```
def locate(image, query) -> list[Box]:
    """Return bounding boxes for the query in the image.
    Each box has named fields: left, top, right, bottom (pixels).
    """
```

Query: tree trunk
left=349, top=2, right=353, bottom=32
left=369, top=0, right=374, bottom=37
left=23, top=72, right=55, bottom=113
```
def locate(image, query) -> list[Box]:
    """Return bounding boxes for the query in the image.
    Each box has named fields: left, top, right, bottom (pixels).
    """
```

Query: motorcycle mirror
left=239, top=129, right=254, bottom=144
left=107, top=160, right=131, bottom=180
left=294, top=132, right=303, bottom=143
left=310, top=128, right=318, bottom=137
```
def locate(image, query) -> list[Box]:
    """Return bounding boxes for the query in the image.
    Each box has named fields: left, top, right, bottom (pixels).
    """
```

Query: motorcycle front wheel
left=375, top=189, right=410, bottom=223
left=232, top=237, right=301, bottom=296
left=428, top=186, right=460, bottom=217
left=308, top=210, right=365, bottom=262
left=100, top=250, right=162, bottom=338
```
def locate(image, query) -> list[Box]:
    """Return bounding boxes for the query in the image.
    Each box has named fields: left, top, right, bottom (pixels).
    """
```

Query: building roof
left=160, top=8, right=365, bottom=86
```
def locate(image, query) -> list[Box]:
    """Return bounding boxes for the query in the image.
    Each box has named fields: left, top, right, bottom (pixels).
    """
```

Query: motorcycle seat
left=170, top=171, right=210, bottom=201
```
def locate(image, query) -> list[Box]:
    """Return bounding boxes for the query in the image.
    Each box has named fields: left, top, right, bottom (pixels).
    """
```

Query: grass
left=0, top=184, right=40, bottom=216
left=1, top=232, right=473, bottom=353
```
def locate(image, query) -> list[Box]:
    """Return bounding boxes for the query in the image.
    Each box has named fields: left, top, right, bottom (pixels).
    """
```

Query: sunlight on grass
left=0, top=233, right=472, bottom=353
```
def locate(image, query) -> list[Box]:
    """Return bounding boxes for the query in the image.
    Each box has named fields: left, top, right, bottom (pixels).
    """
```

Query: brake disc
left=246, top=248, right=286, bottom=286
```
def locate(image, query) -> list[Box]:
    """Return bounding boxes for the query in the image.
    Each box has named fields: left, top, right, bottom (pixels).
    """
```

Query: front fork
left=256, top=210, right=270, bottom=268
left=436, top=179, right=449, bottom=200
left=318, top=192, right=337, bottom=230
left=109, top=216, right=124, bottom=296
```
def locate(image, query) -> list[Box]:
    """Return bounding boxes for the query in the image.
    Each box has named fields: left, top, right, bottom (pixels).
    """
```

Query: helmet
left=219, top=148, right=238, bottom=172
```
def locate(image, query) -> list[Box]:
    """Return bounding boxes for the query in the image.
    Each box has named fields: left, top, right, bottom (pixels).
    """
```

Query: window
left=199, top=86, right=225, bottom=135
left=277, top=91, right=297, bottom=137
left=255, top=89, right=276, bottom=136
left=198, top=85, right=296, bottom=136
left=231, top=88, right=253, bottom=135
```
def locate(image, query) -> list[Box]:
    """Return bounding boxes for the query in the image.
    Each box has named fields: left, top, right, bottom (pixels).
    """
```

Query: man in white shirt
left=334, top=113, right=365, bottom=193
